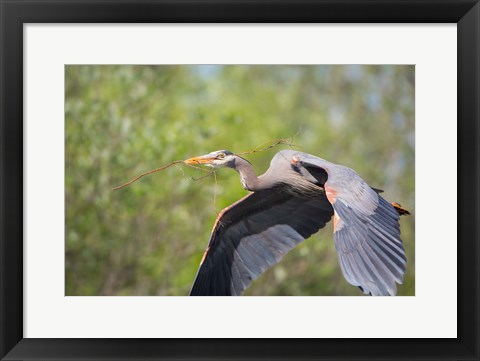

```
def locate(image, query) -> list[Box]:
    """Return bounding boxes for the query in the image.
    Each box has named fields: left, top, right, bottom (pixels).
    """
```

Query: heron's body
left=184, top=149, right=409, bottom=296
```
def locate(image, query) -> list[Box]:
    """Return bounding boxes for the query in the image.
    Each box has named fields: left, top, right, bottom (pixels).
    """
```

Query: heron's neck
left=235, top=158, right=261, bottom=191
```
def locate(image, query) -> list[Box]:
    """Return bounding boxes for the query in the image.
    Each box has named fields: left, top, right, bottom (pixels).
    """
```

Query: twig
left=112, top=160, right=184, bottom=190
left=112, top=131, right=303, bottom=191
left=235, top=131, right=301, bottom=156
left=191, top=170, right=215, bottom=181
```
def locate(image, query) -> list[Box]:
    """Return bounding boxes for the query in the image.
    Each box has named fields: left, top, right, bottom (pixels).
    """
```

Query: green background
left=65, top=65, right=415, bottom=296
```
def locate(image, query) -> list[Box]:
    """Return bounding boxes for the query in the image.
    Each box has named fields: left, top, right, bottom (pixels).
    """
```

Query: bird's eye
left=217, top=153, right=226, bottom=159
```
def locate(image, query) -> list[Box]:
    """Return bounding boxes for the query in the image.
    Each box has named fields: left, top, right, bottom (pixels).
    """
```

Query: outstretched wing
left=333, top=196, right=406, bottom=296
left=190, top=186, right=333, bottom=296
left=299, top=154, right=407, bottom=296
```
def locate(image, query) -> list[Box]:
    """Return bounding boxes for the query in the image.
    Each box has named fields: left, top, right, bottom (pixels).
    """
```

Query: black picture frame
left=1, top=1, right=479, bottom=360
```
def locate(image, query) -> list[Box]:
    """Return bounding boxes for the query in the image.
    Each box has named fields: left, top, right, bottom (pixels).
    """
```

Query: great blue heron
left=184, top=149, right=409, bottom=296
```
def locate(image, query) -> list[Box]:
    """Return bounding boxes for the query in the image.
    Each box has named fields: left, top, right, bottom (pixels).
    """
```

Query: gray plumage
left=184, top=149, right=408, bottom=296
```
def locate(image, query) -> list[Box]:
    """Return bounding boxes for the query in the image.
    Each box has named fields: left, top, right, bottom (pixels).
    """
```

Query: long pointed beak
left=183, top=155, right=216, bottom=165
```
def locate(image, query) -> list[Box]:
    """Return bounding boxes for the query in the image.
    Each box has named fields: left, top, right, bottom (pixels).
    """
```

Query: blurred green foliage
left=65, top=65, right=415, bottom=296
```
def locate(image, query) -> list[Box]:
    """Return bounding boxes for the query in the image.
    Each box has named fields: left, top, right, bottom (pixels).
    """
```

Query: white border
left=25, top=24, right=457, bottom=338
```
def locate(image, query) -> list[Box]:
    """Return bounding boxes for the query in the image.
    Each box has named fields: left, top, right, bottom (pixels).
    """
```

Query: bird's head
left=184, top=150, right=237, bottom=169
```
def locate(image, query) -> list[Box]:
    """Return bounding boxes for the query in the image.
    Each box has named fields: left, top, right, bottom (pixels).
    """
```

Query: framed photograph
left=1, top=1, right=478, bottom=360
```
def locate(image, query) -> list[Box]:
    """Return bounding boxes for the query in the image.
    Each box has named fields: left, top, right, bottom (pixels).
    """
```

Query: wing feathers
left=190, top=187, right=333, bottom=296
left=190, top=151, right=408, bottom=296
left=333, top=196, right=407, bottom=296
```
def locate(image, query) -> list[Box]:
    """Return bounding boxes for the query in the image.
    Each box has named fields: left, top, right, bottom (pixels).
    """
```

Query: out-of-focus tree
left=65, top=65, right=414, bottom=296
